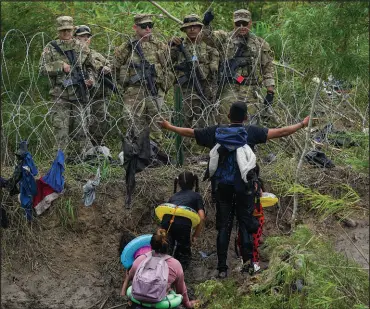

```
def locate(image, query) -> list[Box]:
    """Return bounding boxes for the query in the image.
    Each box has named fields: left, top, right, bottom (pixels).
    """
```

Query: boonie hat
left=233, top=9, right=251, bottom=23
left=180, top=14, right=204, bottom=31
left=56, top=16, right=74, bottom=31
left=134, top=14, right=153, bottom=25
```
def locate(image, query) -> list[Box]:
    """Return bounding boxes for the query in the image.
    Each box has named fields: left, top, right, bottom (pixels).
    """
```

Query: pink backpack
left=131, top=251, right=171, bottom=303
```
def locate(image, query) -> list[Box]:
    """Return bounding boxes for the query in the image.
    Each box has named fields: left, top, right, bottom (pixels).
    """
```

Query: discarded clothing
left=5, top=142, right=25, bottom=195
left=84, top=146, right=112, bottom=161
left=42, top=150, right=65, bottom=193
left=119, top=151, right=124, bottom=165
left=6, top=160, right=23, bottom=195
left=314, top=123, right=357, bottom=148
left=82, top=167, right=101, bottom=207
left=149, top=140, right=170, bottom=167
left=305, top=150, right=335, bottom=168
left=20, top=161, right=38, bottom=221
left=33, top=179, right=60, bottom=215
left=122, top=128, right=151, bottom=208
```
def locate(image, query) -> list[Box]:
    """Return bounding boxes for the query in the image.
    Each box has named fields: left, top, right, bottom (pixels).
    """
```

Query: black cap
left=229, top=101, right=247, bottom=122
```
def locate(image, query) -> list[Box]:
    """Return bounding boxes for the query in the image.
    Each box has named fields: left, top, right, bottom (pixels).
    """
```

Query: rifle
left=50, top=41, right=89, bottom=103
left=217, top=43, right=256, bottom=98
left=99, top=70, right=118, bottom=93
left=130, top=40, right=159, bottom=99
left=174, top=41, right=211, bottom=104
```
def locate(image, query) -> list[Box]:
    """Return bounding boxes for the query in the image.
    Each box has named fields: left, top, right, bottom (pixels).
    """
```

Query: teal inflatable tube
left=121, top=234, right=152, bottom=268
left=127, top=286, right=183, bottom=308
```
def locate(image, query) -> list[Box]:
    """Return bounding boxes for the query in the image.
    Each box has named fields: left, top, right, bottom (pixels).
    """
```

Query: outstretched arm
left=160, top=120, right=195, bottom=138
left=267, top=116, right=309, bottom=140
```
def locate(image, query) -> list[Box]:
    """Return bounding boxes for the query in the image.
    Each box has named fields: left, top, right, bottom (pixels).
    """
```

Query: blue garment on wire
left=19, top=152, right=38, bottom=221
left=42, top=150, right=65, bottom=193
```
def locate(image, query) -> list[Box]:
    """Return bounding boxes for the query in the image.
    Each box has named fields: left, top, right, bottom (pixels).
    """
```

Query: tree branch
left=146, top=0, right=183, bottom=25
left=291, top=79, right=322, bottom=228
left=273, top=61, right=305, bottom=77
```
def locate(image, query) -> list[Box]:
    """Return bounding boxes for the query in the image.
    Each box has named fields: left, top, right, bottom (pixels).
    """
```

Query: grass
left=57, top=197, right=77, bottom=228
left=195, top=225, right=369, bottom=309
left=286, top=184, right=361, bottom=220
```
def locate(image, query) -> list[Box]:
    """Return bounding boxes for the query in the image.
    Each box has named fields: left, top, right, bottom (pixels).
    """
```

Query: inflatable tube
left=155, top=203, right=200, bottom=228
left=261, top=192, right=279, bottom=207
left=127, top=286, right=183, bottom=309
left=134, top=245, right=152, bottom=260
left=121, top=234, right=152, bottom=268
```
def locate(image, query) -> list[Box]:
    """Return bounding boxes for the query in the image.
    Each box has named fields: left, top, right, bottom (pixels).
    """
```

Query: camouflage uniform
left=202, top=9, right=275, bottom=123
left=75, top=25, right=112, bottom=146
left=112, top=14, right=172, bottom=142
left=171, top=14, right=219, bottom=128
left=39, top=16, right=94, bottom=153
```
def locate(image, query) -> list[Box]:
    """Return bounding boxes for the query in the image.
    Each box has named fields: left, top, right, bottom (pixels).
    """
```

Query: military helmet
left=180, top=14, right=203, bottom=31
left=233, top=9, right=251, bottom=23
left=75, top=25, right=92, bottom=36
left=134, top=14, right=153, bottom=25
left=56, top=16, right=74, bottom=31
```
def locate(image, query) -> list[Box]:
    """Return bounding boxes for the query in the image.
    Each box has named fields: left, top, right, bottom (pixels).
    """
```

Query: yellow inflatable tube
left=155, top=203, right=201, bottom=228
left=260, top=192, right=279, bottom=207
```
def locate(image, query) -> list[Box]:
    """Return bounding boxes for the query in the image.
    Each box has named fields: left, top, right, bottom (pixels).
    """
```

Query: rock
left=342, top=218, right=357, bottom=228
left=352, top=233, right=359, bottom=242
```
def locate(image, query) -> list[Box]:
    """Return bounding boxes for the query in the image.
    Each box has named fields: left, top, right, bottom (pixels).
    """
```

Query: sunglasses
left=235, top=21, right=249, bottom=27
left=138, top=22, right=154, bottom=29
left=75, top=26, right=91, bottom=35
left=183, top=17, right=200, bottom=24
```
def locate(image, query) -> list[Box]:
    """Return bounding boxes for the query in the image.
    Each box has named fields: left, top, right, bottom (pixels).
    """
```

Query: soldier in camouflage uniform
left=39, top=16, right=95, bottom=156
left=202, top=9, right=275, bottom=124
left=74, top=25, right=112, bottom=146
left=112, top=14, right=172, bottom=142
left=170, top=14, right=219, bottom=128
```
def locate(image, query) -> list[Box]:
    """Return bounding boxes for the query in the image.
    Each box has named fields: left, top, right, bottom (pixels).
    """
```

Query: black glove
left=264, top=91, right=274, bottom=106
left=203, top=9, right=214, bottom=26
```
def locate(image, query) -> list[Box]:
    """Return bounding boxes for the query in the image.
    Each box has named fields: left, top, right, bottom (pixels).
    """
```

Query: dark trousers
left=161, top=221, right=192, bottom=270
left=215, top=183, right=258, bottom=272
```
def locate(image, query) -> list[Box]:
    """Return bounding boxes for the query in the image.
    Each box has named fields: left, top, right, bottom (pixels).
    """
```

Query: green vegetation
left=1, top=3, right=368, bottom=307
left=196, top=226, right=369, bottom=309
left=286, top=184, right=361, bottom=220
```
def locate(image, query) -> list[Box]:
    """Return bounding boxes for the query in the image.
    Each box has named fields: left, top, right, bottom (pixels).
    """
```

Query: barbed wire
left=1, top=28, right=368, bottom=203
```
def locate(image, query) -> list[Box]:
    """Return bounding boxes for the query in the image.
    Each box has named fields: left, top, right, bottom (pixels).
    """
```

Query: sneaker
left=253, top=262, right=261, bottom=273
left=217, top=271, right=228, bottom=279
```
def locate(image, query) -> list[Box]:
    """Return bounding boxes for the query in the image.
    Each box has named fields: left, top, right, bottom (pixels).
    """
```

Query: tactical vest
left=176, top=41, right=211, bottom=81
left=48, top=39, right=89, bottom=101
left=222, top=33, right=261, bottom=84
left=119, top=38, right=164, bottom=88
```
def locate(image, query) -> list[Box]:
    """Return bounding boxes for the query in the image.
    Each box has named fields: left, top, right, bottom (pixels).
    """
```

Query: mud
left=1, top=166, right=368, bottom=308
